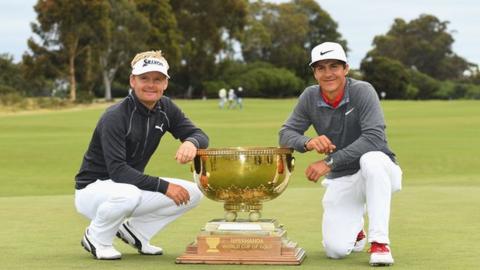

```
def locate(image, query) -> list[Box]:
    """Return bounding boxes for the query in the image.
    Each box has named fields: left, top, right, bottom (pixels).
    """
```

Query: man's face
left=312, top=60, right=349, bottom=94
left=129, top=71, right=168, bottom=108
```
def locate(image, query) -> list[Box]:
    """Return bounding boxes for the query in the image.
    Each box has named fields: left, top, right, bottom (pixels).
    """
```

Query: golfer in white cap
left=75, top=50, right=208, bottom=260
left=279, top=42, right=402, bottom=266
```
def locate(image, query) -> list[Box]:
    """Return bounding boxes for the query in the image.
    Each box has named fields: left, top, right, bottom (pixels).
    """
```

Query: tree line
left=1, top=0, right=479, bottom=104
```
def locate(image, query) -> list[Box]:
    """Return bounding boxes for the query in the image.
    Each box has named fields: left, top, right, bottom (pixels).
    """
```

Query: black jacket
left=75, top=91, right=209, bottom=193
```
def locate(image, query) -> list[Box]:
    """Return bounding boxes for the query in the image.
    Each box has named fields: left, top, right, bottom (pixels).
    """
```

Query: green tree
left=239, top=1, right=273, bottom=62
left=233, top=66, right=303, bottom=97
left=29, top=0, right=109, bottom=101
left=0, top=54, right=24, bottom=95
left=361, top=56, right=410, bottom=99
left=407, top=68, right=441, bottom=99
left=367, top=14, right=471, bottom=80
left=100, top=0, right=151, bottom=101
left=171, top=0, right=248, bottom=96
left=294, top=0, right=347, bottom=79
left=202, top=60, right=303, bottom=98
left=23, top=25, right=63, bottom=97
left=241, top=0, right=346, bottom=81
left=134, top=0, right=181, bottom=68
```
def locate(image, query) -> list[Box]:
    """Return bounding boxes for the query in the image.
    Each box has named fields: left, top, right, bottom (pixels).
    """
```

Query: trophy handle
left=286, top=155, right=295, bottom=173
left=193, top=156, right=202, bottom=174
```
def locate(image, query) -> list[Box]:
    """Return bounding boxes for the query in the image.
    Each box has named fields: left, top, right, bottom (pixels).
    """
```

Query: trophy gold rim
left=197, top=147, right=293, bottom=156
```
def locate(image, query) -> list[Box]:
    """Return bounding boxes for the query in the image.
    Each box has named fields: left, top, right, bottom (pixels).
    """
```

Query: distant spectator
left=227, top=88, right=236, bottom=109
left=235, top=86, right=244, bottom=109
left=218, top=88, right=227, bottom=109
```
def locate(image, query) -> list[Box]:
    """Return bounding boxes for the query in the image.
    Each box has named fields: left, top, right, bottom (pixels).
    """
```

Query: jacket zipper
left=131, top=142, right=140, bottom=158
left=141, top=116, right=150, bottom=157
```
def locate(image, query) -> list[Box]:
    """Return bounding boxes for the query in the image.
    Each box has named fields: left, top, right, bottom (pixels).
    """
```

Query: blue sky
left=1, top=0, right=478, bottom=69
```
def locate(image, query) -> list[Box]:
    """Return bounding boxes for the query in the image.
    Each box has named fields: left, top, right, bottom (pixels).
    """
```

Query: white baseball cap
left=309, top=42, right=347, bottom=66
left=131, top=57, right=170, bottom=78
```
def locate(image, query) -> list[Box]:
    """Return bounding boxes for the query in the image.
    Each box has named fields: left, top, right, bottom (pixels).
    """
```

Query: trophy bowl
left=193, top=147, right=294, bottom=221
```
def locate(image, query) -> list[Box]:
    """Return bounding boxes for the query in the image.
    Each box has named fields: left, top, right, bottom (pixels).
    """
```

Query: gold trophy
left=176, top=147, right=306, bottom=265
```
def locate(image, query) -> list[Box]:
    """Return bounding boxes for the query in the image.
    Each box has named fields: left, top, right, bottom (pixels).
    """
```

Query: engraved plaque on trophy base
left=176, top=219, right=306, bottom=265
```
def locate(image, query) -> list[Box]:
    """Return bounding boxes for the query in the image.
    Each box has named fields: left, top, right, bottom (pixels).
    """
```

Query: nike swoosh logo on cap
left=320, top=50, right=334, bottom=56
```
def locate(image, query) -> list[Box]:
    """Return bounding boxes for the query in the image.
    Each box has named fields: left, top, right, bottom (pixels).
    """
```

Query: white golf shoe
left=116, top=221, right=163, bottom=255
left=369, top=242, right=394, bottom=266
left=81, top=229, right=122, bottom=260
left=353, top=230, right=367, bottom=252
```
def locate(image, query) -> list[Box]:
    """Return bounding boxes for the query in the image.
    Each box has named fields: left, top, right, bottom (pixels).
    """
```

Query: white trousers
left=321, top=151, right=402, bottom=259
left=75, top=178, right=203, bottom=245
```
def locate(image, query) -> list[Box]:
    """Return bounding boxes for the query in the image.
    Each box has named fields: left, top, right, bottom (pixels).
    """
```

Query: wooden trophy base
left=176, top=219, right=306, bottom=265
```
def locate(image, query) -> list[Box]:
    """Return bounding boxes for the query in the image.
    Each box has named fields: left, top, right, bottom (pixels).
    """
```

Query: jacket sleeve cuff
left=297, top=136, right=311, bottom=153
left=156, top=178, right=170, bottom=194
left=185, top=137, right=200, bottom=148
left=328, top=152, right=344, bottom=170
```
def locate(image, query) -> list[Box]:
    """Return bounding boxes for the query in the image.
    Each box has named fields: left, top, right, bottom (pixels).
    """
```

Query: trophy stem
left=224, top=202, right=263, bottom=222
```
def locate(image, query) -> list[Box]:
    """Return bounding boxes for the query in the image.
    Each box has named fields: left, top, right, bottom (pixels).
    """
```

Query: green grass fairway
left=1, top=99, right=479, bottom=269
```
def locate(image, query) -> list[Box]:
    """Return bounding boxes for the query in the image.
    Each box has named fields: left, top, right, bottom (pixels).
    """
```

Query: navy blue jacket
left=75, top=91, right=209, bottom=193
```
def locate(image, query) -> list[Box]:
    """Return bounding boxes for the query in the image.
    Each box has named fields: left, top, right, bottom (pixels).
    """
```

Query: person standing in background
left=227, top=88, right=236, bottom=109
left=218, top=88, right=227, bottom=109
left=235, top=86, right=244, bottom=109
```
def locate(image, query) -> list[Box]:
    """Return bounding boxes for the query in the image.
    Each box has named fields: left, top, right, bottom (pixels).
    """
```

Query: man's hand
left=175, top=141, right=197, bottom=164
left=305, top=160, right=331, bottom=183
left=165, top=183, right=190, bottom=206
left=305, top=135, right=336, bottom=154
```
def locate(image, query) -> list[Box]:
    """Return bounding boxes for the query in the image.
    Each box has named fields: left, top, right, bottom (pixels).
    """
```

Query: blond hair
left=130, top=50, right=166, bottom=68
